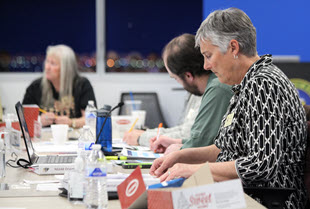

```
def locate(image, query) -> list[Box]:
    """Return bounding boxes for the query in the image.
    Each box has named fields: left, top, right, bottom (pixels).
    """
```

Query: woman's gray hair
left=41, top=44, right=79, bottom=108
left=195, top=8, right=257, bottom=57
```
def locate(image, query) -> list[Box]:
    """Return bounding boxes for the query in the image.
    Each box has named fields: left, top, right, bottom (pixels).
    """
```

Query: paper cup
left=124, top=100, right=142, bottom=115
left=51, top=124, right=69, bottom=145
left=131, top=110, right=146, bottom=129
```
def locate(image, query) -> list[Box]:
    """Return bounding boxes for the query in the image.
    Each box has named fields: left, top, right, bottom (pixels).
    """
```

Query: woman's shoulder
left=74, top=76, right=90, bottom=84
left=74, top=76, right=93, bottom=89
left=28, top=77, right=43, bottom=88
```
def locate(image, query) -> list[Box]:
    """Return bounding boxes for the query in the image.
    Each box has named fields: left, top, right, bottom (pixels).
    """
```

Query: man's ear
left=229, top=39, right=240, bottom=56
left=184, top=72, right=194, bottom=82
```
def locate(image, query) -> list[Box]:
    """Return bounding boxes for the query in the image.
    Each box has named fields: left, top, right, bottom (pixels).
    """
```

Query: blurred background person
left=0, top=50, right=11, bottom=72
left=123, top=92, right=201, bottom=147
left=23, top=44, right=96, bottom=128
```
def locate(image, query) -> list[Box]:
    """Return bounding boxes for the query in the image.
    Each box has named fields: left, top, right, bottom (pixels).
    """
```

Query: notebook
left=15, top=101, right=76, bottom=175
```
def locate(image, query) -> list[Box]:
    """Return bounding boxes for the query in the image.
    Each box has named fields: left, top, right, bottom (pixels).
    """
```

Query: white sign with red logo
left=171, top=179, right=246, bottom=209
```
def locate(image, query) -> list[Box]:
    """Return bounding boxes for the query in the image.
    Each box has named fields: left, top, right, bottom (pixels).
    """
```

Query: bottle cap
left=88, top=100, right=94, bottom=106
left=97, top=105, right=112, bottom=117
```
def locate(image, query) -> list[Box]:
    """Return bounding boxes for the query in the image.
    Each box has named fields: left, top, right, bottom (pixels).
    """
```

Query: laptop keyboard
left=37, top=155, right=76, bottom=164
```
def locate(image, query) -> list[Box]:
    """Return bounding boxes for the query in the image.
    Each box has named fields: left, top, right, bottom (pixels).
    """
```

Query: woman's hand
left=159, top=163, right=204, bottom=182
left=150, top=151, right=181, bottom=177
left=149, top=136, right=182, bottom=153
left=41, top=112, right=56, bottom=126
left=54, top=116, right=71, bottom=126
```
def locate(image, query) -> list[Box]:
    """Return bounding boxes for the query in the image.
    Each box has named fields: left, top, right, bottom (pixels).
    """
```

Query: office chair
left=243, top=187, right=295, bottom=208
left=118, top=92, right=167, bottom=129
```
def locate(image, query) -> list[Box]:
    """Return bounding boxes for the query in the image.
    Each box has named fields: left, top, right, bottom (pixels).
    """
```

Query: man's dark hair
left=162, top=33, right=210, bottom=79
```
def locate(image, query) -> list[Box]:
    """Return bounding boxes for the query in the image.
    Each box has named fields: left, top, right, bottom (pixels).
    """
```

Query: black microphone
left=95, top=102, right=124, bottom=144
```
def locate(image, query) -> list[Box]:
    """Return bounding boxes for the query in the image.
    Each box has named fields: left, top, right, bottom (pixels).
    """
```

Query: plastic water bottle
left=4, top=119, right=12, bottom=154
left=96, top=105, right=112, bottom=153
left=68, top=150, right=85, bottom=201
left=78, top=125, right=95, bottom=156
left=84, top=144, right=107, bottom=209
left=0, top=134, right=5, bottom=178
left=85, top=100, right=97, bottom=137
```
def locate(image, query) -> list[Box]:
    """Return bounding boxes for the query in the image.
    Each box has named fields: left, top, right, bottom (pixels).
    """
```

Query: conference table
left=0, top=130, right=266, bottom=209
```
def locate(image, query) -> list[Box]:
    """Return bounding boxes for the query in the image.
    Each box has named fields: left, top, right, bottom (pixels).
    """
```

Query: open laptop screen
left=15, top=101, right=35, bottom=163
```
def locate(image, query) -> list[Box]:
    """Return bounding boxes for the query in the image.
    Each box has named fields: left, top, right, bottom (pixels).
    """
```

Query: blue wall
left=203, top=0, right=310, bottom=62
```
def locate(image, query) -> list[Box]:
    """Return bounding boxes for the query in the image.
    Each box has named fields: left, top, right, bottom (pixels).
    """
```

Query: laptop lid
left=15, top=101, right=35, bottom=164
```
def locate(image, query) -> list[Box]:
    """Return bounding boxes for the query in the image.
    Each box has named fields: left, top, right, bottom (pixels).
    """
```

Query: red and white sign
left=117, top=167, right=146, bottom=209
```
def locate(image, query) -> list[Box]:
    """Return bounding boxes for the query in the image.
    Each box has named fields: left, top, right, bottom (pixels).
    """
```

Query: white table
left=0, top=131, right=265, bottom=209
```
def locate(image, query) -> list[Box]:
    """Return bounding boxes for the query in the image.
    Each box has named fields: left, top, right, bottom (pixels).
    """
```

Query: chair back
left=304, top=105, right=310, bottom=202
left=118, top=92, right=167, bottom=129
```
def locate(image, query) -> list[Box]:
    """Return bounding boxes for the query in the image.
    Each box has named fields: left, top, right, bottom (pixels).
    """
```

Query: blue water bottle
left=96, top=105, right=112, bottom=153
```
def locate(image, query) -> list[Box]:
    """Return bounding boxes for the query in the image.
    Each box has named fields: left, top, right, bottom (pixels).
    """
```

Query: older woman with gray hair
left=23, top=44, right=96, bottom=128
left=150, top=8, right=307, bottom=208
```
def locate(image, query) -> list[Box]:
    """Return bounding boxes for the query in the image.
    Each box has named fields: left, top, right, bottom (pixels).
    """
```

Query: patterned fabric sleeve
left=235, top=76, right=284, bottom=183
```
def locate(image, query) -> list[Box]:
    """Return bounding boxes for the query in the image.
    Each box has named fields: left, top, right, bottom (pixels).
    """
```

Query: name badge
left=224, top=113, right=234, bottom=127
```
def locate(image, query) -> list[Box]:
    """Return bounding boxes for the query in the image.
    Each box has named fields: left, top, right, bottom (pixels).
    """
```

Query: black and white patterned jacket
left=215, top=55, right=307, bottom=209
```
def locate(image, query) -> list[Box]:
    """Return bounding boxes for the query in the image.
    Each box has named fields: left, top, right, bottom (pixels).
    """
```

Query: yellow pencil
left=129, top=118, right=139, bottom=132
left=39, top=108, right=58, bottom=118
left=39, top=108, right=47, bottom=114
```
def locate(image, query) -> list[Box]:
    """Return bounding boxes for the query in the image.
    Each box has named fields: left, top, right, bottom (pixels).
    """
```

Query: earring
left=234, top=54, right=238, bottom=59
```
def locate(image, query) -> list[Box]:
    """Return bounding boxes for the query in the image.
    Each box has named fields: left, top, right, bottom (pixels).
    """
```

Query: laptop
left=15, top=101, right=76, bottom=174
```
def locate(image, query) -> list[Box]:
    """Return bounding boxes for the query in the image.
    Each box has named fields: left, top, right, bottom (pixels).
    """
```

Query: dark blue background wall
left=203, top=0, right=310, bottom=62
left=105, top=0, right=202, bottom=57
left=0, top=0, right=96, bottom=54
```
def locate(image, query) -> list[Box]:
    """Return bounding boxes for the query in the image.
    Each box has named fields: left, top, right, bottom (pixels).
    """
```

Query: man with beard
left=150, top=33, right=233, bottom=154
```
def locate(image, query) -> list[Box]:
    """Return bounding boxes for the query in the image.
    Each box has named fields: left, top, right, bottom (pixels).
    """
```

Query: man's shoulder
left=207, top=77, right=232, bottom=93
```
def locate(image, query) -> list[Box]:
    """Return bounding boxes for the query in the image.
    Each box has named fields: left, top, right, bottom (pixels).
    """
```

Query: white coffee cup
left=131, top=110, right=146, bottom=129
left=51, top=124, right=69, bottom=145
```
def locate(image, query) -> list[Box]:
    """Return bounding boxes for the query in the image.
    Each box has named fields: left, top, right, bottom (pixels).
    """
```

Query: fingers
left=159, top=170, right=170, bottom=182
left=123, top=131, right=139, bottom=145
left=149, top=157, right=164, bottom=176
left=155, top=146, right=165, bottom=153
left=152, top=139, right=161, bottom=151
left=41, top=113, right=55, bottom=126
left=123, top=131, right=129, bottom=143
left=54, top=116, right=70, bottom=125
left=149, top=137, right=157, bottom=150
left=159, top=167, right=180, bottom=182
left=153, top=158, right=169, bottom=177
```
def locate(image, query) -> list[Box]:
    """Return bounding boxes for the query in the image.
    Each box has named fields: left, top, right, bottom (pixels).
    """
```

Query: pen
left=156, top=123, right=163, bottom=141
left=129, top=118, right=139, bottom=132
left=154, top=123, right=163, bottom=153
left=105, top=156, right=128, bottom=160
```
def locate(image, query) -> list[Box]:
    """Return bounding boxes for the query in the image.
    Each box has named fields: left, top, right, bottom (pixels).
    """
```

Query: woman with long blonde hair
left=23, top=44, right=96, bottom=128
